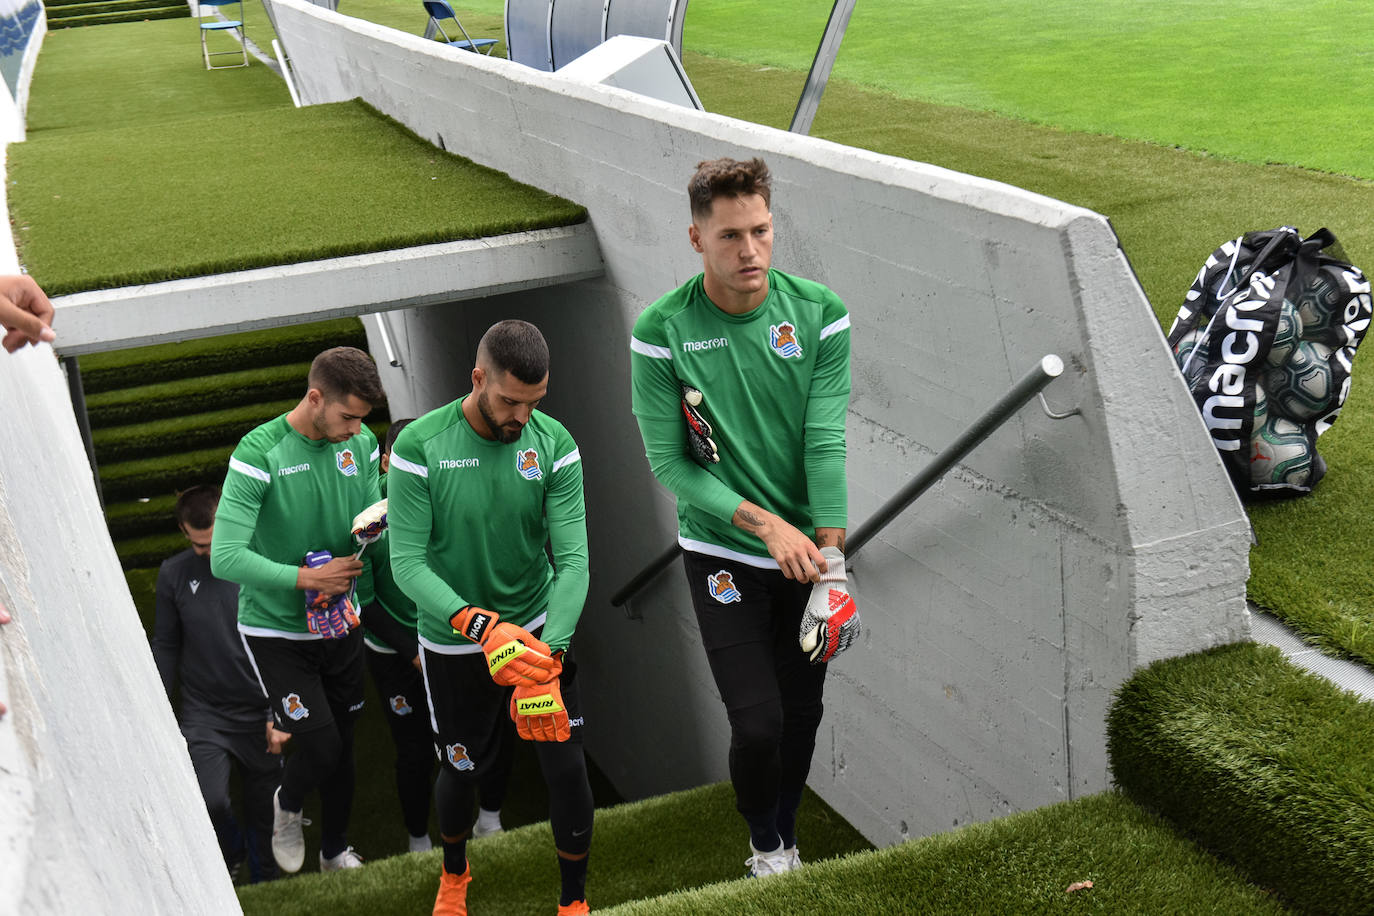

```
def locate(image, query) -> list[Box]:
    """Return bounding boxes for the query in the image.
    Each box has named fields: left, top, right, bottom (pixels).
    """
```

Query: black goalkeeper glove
left=681, top=383, right=719, bottom=466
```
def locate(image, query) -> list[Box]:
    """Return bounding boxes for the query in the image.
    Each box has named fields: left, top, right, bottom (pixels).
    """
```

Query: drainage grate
left=1250, top=605, right=1374, bottom=701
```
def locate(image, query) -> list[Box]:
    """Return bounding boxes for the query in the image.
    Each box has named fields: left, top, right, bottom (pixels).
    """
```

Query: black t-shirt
left=151, top=548, right=269, bottom=732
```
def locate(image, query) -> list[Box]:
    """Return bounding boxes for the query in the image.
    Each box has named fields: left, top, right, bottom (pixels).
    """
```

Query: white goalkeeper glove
left=799, top=546, right=860, bottom=663
left=351, top=498, right=388, bottom=559
left=681, top=383, right=719, bottom=466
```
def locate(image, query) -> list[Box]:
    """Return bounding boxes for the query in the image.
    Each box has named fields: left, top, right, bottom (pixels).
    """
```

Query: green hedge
left=104, top=493, right=178, bottom=541
left=117, top=532, right=187, bottom=570
left=86, top=362, right=311, bottom=427
left=1107, top=642, right=1374, bottom=914
left=77, top=318, right=367, bottom=393
left=93, top=398, right=298, bottom=463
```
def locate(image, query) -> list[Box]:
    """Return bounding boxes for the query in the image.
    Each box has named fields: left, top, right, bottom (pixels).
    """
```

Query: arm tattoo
left=736, top=509, right=764, bottom=529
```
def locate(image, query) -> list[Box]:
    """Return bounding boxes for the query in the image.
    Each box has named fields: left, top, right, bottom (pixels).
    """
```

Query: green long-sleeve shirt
left=630, top=269, right=851, bottom=565
left=212, top=414, right=380, bottom=637
left=387, top=398, right=589, bottom=652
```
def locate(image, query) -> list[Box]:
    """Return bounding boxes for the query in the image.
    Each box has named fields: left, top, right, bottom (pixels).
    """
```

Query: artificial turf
left=234, top=785, right=1282, bottom=916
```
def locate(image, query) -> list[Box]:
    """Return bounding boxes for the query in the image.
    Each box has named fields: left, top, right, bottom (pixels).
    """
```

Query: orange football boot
left=433, top=863, right=471, bottom=916
left=556, top=900, right=590, bottom=915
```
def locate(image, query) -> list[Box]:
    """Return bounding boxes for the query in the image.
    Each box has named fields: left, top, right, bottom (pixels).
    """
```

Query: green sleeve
left=211, top=450, right=299, bottom=591
left=805, top=307, right=851, bottom=529
left=630, top=341, right=744, bottom=523
left=388, top=439, right=469, bottom=621
left=538, top=439, right=589, bottom=652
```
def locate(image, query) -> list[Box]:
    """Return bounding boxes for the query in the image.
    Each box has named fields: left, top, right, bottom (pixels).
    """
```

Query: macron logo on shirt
left=278, top=463, right=310, bottom=477
left=439, top=458, right=479, bottom=470
left=682, top=337, right=729, bottom=353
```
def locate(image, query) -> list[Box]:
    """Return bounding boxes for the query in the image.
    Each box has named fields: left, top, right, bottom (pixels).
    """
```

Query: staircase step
left=49, top=7, right=190, bottom=26
left=116, top=531, right=187, bottom=570
left=77, top=317, right=367, bottom=393
left=91, top=398, right=297, bottom=463
left=46, top=0, right=186, bottom=16
left=106, top=494, right=178, bottom=541
left=86, top=362, right=312, bottom=428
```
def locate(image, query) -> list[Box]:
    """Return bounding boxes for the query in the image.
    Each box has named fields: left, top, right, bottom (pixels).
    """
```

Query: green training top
left=212, top=414, right=380, bottom=638
left=630, top=268, right=851, bottom=566
left=387, top=397, right=589, bottom=653
left=364, top=471, right=420, bottom=653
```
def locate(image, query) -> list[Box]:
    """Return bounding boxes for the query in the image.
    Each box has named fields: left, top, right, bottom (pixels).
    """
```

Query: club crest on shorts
left=282, top=693, right=310, bottom=721
left=516, top=448, right=542, bottom=480
left=769, top=321, right=803, bottom=359
left=390, top=695, right=413, bottom=716
left=336, top=448, right=358, bottom=477
left=446, top=742, right=475, bottom=771
left=708, top=570, right=742, bottom=604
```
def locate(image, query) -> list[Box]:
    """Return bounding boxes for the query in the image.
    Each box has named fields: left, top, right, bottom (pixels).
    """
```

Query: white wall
left=268, top=0, right=1251, bottom=846
left=0, top=184, right=237, bottom=914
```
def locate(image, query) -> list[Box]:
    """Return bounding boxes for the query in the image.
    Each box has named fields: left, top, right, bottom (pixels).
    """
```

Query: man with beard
left=212, top=346, right=385, bottom=875
left=388, top=320, right=593, bottom=916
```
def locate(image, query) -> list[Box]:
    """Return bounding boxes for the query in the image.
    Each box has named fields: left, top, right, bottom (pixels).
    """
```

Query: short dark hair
left=307, top=347, right=385, bottom=406
left=476, top=320, right=549, bottom=385
left=688, top=157, right=772, bottom=222
left=175, top=485, right=220, bottom=529
left=384, top=418, right=414, bottom=455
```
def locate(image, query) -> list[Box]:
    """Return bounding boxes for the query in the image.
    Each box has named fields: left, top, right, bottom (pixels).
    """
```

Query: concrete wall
left=0, top=190, right=236, bottom=912
left=275, top=0, right=1251, bottom=846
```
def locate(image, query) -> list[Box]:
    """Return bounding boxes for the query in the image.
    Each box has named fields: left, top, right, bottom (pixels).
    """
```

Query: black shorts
left=420, top=646, right=584, bottom=777
left=242, top=628, right=365, bottom=735
left=365, top=643, right=431, bottom=730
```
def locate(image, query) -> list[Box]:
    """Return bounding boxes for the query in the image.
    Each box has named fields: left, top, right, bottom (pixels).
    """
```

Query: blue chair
left=200, top=0, right=248, bottom=69
left=422, top=0, right=500, bottom=54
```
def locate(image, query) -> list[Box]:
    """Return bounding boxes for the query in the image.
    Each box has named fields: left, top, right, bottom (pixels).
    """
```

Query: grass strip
left=85, top=361, right=312, bottom=427
left=236, top=781, right=872, bottom=916
left=77, top=318, right=366, bottom=392
left=91, top=397, right=299, bottom=462
left=105, top=493, right=179, bottom=540
left=24, top=17, right=290, bottom=135
left=10, top=99, right=587, bottom=295
left=1108, top=641, right=1374, bottom=913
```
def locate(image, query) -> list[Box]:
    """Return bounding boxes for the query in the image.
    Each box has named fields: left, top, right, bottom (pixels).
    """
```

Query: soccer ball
left=1248, top=415, right=1314, bottom=488
left=1294, top=264, right=1350, bottom=343
left=1262, top=340, right=1337, bottom=421
left=1265, top=299, right=1303, bottom=367
left=1252, top=381, right=1268, bottom=427
left=1172, top=328, right=1208, bottom=391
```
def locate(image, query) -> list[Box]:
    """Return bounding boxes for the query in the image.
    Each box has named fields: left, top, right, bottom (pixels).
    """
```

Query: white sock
left=476, top=808, right=502, bottom=833
left=408, top=833, right=433, bottom=853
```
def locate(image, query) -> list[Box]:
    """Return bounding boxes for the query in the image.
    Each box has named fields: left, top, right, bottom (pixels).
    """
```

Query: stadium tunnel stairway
left=45, top=0, right=189, bottom=30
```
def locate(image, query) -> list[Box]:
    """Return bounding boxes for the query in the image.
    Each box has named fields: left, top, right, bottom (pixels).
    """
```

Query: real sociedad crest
left=283, top=693, right=310, bottom=721
left=708, top=571, right=742, bottom=604
left=769, top=321, right=803, bottom=358
left=446, top=742, right=476, bottom=771
left=390, top=695, right=413, bottom=716
left=337, top=448, right=358, bottom=477
left=516, top=448, right=542, bottom=480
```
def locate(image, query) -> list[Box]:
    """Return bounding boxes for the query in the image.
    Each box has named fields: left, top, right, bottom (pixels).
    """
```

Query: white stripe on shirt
left=229, top=456, right=271, bottom=483
left=819, top=314, right=851, bottom=340
left=551, top=448, right=581, bottom=473
left=630, top=336, right=673, bottom=360
left=418, top=611, right=548, bottom=655
left=677, top=536, right=780, bottom=570
left=370, top=446, right=381, bottom=462
left=390, top=453, right=429, bottom=478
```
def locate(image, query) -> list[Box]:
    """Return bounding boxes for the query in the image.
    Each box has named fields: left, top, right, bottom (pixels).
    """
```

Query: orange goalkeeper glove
left=448, top=605, right=559, bottom=687
left=510, top=662, right=570, bottom=742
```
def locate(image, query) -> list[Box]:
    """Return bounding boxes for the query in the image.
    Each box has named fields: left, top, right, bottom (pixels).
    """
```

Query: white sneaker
left=472, top=809, right=503, bottom=838
left=783, top=846, right=802, bottom=871
left=320, top=846, right=364, bottom=871
left=745, top=843, right=791, bottom=878
left=271, top=787, right=307, bottom=874
left=408, top=833, right=433, bottom=853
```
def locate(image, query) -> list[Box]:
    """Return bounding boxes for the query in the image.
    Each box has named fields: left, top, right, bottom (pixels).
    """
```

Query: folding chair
left=421, top=0, right=499, bottom=54
left=200, top=0, right=249, bottom=70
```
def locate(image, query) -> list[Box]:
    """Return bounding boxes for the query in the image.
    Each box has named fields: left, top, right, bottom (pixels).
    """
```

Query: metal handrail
left=610, top=354, right=1067, bottom=608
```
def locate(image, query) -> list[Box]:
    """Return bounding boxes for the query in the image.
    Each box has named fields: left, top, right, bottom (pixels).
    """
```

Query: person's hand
left=410, top=654, right=422, bottom=672
left=756, top=513, right=826, bottom=583
left=510, top=666, right=570, bottom=741
left=799, top=546, right=860, bottom=663
left=448, top=606, right=559, bottom=687
left=266, top=721, right=291, bottom=754
left=0, top=275, right=56, bottom=353
left=350, top=498, right=387, bottom=555
left=0, top=600, right=10, bottom=718
left=297, top=554, right=363, bottom=596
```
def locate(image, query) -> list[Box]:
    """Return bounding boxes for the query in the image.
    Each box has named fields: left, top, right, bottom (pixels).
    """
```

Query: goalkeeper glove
left=449, top=605, right=559, bottom=687
left=303, top=549, right=361, bottom=638
left=798, top=546, right=860, bottom=663
left=510, top=657, right=570, bottom=742
left=681, top=383, right=719, bottom=466
left=351, top=498, right=388, bottom=558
